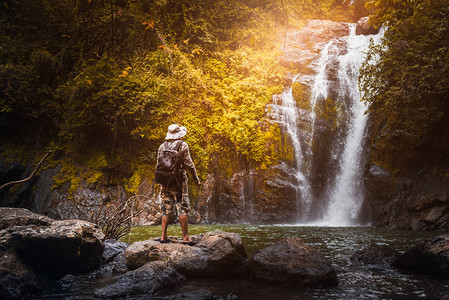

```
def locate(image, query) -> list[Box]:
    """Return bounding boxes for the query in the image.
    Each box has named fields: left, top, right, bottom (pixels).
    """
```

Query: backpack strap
left=164, top=140, right=183, bottom=151
left=174, top=140, right=183, bottom=167
left=174, top=139, right=183, bottom=152
left=172, top=140, right=184, bottom=201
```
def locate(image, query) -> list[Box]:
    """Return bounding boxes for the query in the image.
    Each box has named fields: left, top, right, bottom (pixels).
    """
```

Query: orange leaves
left=142, top=20, right=155, bottom=30
left=120, top=67, right=132, bottom=77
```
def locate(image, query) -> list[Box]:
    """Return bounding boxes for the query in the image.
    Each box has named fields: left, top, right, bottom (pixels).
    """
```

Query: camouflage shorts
left=160, top=189, right=190, bottom=217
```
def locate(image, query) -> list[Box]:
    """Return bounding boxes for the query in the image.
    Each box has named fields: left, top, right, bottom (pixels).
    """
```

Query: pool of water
left=123, top=224, right=449, bottom=299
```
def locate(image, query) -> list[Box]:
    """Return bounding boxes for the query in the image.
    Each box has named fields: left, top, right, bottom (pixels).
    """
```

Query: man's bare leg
left=179, top=215, right=192, bottom=242
left=161, top=215, right=169, bottom=241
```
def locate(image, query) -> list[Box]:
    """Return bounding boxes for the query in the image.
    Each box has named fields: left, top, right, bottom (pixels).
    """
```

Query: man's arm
left=181, top=141, right=200, bottom=185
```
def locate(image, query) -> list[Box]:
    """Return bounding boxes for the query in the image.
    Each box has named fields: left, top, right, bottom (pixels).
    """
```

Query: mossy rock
left=292, top=81, right=311, bottom=110
left=314, top=97, right=344, bottom=132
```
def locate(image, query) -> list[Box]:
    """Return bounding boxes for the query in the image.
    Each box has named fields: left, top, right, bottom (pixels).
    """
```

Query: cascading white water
left=321, top=24, right=384, bottom=225
left=275, top=23, right=384, bottom=225
left=269, top=79, right=313, bottom=221
left=310, top=41, right=333, bottom=122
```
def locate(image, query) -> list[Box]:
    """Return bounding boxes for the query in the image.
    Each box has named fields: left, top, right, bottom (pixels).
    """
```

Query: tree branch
left=0, top=150, right=52, bottom=191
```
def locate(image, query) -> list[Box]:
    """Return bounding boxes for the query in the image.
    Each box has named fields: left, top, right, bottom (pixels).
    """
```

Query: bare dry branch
left=0, top=150, right=52, bottom=191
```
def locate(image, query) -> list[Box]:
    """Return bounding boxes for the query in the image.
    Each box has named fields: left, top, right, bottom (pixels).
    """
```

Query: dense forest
left=1, top=0, right=448, bottom=199
left=360, top=0, right=449, bottom=176
left=0, top=0, right=367, bottom=194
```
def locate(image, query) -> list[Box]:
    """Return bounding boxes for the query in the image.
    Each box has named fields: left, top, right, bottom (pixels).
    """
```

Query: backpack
left=155, top=140, right=183, bottom=189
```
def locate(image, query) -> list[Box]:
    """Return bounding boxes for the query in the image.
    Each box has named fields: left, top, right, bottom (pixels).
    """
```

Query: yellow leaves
left=184, top=38, right=190, bottom=45
left=62, top=35, right=71, bottom=38
left=3, top=1, right=8, bottom=8
left=86, top=80, right=92, bottom=85
left=192, top=48, right=204, bottom=55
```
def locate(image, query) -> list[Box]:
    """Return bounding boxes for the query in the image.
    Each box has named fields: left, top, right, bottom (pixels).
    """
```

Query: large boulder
left=393, top=234, right=449, bottom=278
left=12, top=219, right=105, bottom=277
left=0, top=208, right=105, bottom=299
left=0, top=207, right=53, bottom=229
left=94, top=261, right=184, bottom=298
left=249, top=237, right=338, bottom=287
left=351, top=244, right=400, bottom=265
left=194, top=231, right=248, bottom=277
left=125, top=231, right=249, bottom=278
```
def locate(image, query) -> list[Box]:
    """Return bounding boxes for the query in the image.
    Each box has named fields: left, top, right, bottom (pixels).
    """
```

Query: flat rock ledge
left=125, top=231, right=249, bottom=278
left=249, top=237, right=338, bottom=287
left=0, top=207, right=105, bottom=299
left=393, top=233, right=449, bottom=278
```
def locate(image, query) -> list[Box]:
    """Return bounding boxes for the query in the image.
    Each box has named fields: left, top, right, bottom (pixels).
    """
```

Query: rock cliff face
left=363, top=117, right=449, bottom=230
left=0, top=161, right=161, bottom=225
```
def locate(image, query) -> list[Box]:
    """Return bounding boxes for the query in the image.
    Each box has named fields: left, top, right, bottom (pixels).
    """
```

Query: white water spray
left=269, top=78, right=313, bottom=221
left=321, top=24, right=384, bottom=225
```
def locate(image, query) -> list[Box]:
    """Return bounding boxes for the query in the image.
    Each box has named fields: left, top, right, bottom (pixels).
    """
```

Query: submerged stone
left=351, top=244, right=400, bottom=265
left=393, top=233, right=449, bottom=278
left=249, top=237, right=338, bottom=286
left=161, top=289, right=214, bottom=300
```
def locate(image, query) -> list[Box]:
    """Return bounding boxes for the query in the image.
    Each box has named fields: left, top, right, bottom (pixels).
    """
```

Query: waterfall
left=275, top=23, right=384, bottom=225
left=269, top=79, right=313, bottom=222
left=321, top=25, right=384, bottom=225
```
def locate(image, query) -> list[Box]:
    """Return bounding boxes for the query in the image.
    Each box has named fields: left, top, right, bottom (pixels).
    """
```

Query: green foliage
left=360, top=0, right=449, bottom=174
left=0, top=0, right=359, bottom=196
left=361, top=0, right=449, bottom=138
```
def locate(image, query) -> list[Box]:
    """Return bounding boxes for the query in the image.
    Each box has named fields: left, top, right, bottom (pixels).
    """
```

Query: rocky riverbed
left=1, top=208, right=449, bottom=299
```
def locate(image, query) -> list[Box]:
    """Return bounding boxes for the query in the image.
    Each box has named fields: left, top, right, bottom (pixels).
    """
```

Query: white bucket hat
left=165, top=124, right=187, bottom=140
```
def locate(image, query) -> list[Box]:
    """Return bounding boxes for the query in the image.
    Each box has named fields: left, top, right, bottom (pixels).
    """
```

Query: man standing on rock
left=156, top=124, right=201, bottom=244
